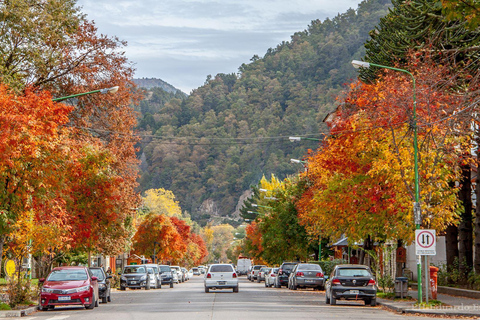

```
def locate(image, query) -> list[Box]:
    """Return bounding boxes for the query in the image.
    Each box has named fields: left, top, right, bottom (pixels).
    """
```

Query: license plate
left=217, top=281, right=226, bottom=285
left=350, top=290, right=359, bottom=294
left=305, top=280, right=314, bottom=283
left=130, top=281, right=136, bottom=284
left=58, top=296, right=71, bottom=301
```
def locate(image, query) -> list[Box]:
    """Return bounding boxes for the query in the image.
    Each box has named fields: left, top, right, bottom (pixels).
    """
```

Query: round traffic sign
left=416, top=230, right=435, bottom=249
left=5, top=259, right=15, bottom=277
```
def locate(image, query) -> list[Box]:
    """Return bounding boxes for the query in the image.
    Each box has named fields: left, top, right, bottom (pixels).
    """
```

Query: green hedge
left=307, top=259, right=347, bottom=277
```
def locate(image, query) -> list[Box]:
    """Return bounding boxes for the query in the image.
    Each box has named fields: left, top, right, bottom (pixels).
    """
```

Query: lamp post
left=251, top=204, right=273, bottom=209
left=152, top=241, right=159, bottom=264
left=52, top=86, right=119, bottom=102
left=352, top=60, right=422, bottom=302
left=290, top=159, right=307, bottom=164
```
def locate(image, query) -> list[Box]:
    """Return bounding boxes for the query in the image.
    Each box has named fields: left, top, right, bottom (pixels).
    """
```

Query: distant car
left=265, top=268, right=279, bottom=287
left=119, top=265, right=155, bottom=290
left=89, top=267, right=112, bottom=303
left=247, top=266, right=253, bottom=281
left=257, top=267, right=271, bottom=283
left=171, top=266, right=184, bottom=283
left=158, top=265, right=175, bottom=288
left=288, top=263, right=324, bottom=290
left=182, top=267, right=190, bottom=281
left=143, top=264, right=162, bottom=288
left=325, top=264, right=377, bottom=306
left=192, top=267, right=201, bottom=275
left=250, top=265, right=266, bottom=282
left=204, top=264, right=238, bottom=293
left=275, top=262, right=298, bottom=288
left=39, top=266, right=99, bottom=310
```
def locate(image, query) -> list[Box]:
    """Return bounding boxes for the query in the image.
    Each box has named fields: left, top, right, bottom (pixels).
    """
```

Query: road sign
left=415, top=229, right=436, bottom=255
left=5, top=259, right=15, bottom=277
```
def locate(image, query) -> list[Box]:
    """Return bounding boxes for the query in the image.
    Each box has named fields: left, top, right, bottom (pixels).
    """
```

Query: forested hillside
left=136, top=0, right=392, bottom=226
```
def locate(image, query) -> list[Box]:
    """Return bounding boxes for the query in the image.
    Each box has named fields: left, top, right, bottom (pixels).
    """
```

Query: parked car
left=39, top=266, right=99, bottom=310
left=187, top=268, right=195, bottom=278
left=182, top=267, right=189, bottom=281
left=204, top=263, right=238, bottom=293
left=246, top=266, right=253, bottom=281
left=265, top=268, right=279, bottom=287
left=158, top=265, right=175, bottom=288
left=143, top=264, right=162, bottom=288
left=257, top=267, right=271, bottom=283
left=171, top=266, right=184, bottom=283
left=250, top=265, right=266, bottom=282
left=275, top=262, right=298, bottom=288
left=89, top=267, right=112, bottom=303
left=119, top=265, right=155, bottom=290
left=288, top=263, right=325, bottom=290
left=325, top=264, right=377, bottom=306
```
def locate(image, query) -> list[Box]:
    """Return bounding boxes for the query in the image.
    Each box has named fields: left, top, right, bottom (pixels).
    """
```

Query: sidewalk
left=378, top=289, right=480, bottom=317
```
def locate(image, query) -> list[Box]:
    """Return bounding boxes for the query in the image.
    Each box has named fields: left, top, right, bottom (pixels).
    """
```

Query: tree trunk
left=0, top=235, right=5, bottom=277
left=445, top=224, right=459, bottom=273
left=458, top=164, right=473, bottom=278
left=475, top=142, right=480, bottom=274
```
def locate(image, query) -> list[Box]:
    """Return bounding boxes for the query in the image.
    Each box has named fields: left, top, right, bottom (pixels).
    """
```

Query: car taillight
left=296, top=272, right=304, bottom=277
left=316, top=272, right=324, bottom=277
left=233, top=273, right=237, bottom=278
left=272, top=274, right=276, bottom=277
left=368, top=279, right=376, bottom=286
left=207, top=273, right=212, bottom=278
left=332, top=279, right=341, bottom=285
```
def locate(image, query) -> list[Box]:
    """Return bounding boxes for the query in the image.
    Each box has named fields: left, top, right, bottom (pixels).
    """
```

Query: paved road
left=20, top=276, right=448, bottom=320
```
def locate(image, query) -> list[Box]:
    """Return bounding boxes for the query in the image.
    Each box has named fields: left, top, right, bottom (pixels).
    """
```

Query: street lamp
left=352, top=59, right=422, bottom=302
left=289, top=136, right=321, bottom=142
left=52, top=86, right=120, bottom=102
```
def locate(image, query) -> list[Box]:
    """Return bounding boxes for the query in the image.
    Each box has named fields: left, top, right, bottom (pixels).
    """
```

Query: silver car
left=265, top=267, right=279, bottom=287
left=288, top=263, right=325, bottom=290
left=204, top=264, right=239, bottom=293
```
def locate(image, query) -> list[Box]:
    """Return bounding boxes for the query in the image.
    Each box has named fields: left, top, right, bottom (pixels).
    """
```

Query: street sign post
left=415, top=229, right=436, bottom=255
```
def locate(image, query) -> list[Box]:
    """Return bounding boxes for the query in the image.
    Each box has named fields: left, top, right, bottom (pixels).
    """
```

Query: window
left=47, top=269, right=88, bottom=281
left=210, top=265, right=234, bottom=272
left=90, top=268, right=106, bottom=280
left=297, top=264, right=322, bottom=271
left=337, top=268, right=371, bottom=277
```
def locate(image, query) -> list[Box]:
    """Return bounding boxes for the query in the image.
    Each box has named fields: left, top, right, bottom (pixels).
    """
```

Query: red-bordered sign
left=415, top=229, right=436, bottom=255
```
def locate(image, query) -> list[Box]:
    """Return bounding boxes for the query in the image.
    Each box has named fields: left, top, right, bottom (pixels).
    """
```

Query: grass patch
left=0, top=302, right=11, bottom=310
left=415, top=299, right=444, bottom=307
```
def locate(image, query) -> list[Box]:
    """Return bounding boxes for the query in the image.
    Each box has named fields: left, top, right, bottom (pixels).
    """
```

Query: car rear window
left=282, top=264, right=296, bottom=271
left=253, top=265, right=264, bottom=270
left=297, top=264, right=322, bottom=271
left=337, top=268, right=371, bottom=277
left=159, top=266, right=171, bottom=272
left=48, top=269, right=88, bottom=281
left=210, top=265, right=234, bottom=272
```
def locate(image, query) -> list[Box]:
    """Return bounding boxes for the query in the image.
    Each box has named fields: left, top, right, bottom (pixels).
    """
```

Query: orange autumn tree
left=298, top=57, right=465, bottom=246
left=243, top=221, right=264, bottom=261
left=0, top=85, right=76, bottom=272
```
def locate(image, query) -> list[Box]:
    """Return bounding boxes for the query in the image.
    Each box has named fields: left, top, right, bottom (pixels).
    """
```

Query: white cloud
left=77, top=0, right=363, bottom=92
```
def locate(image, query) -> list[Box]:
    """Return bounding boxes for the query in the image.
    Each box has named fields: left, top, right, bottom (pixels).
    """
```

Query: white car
left=204, top=264, right=239, bottom=293
left=170, top=266, right=184, bottom=283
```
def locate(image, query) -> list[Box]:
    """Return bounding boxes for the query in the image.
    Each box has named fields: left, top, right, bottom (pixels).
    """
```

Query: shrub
left=6, top=277, right=38, bottom=309
left=0, top=302, right=11, bottom=310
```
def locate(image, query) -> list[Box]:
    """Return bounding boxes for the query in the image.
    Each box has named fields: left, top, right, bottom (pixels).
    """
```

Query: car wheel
left=292, top=282, right=297, bottom=290
left=369, top=298, right=376, bottom=307
left=146, top=281, right=150, bottom=290
left=41, top=306, right=49, bottom=311
left=257, top=277, right=260, bottom=283
left=107, top=294, right=111, bottom=302
left=158, top=283, right=162, bottom=289
left=325, top=293, right=330, bottom=304
left=102, top=295, right=107, bottom=303
left=274, top=281, right=281, bottom=288
left=170, top=281, right=174, bottom=288
left=264, top=281, right=268, bottom=287
left=205, top=287, right=209, bottom=293
left=233, top=286, right=239, bottom=293
left=331, top=296, right=337, bottom=306
left=86, top=293, right=96, bottom=309
left=120, top=286, right=126, bottom=291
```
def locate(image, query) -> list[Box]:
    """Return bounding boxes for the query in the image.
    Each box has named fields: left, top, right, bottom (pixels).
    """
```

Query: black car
left=119, top=265, right=154, bottom=290
left=275, top=262, right=298, bottom=288
left=158, top=265, right=174, bottom=288
left=288, top=263, right=325, bottom=290
left=89, top=267, right=112, bottom=303
left=325, top=264, right=377, bottom=306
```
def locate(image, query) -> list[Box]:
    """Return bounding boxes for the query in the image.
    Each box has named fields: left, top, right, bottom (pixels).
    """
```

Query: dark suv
left=275, top=262, right=298, bottom=288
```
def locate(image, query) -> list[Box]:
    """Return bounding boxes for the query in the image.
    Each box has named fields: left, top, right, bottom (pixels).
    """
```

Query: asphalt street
left=18, top=276, right=455, bottom=320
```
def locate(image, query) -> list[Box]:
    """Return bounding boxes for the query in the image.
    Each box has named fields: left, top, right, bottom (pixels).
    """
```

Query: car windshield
left=298, top=264, right=322, bottom=271
left=124, top=266, right=146, bottom=274
left=89, top=268, right=105, bottom=280
left=159, top=266, right=171, bottom=272
left=210, top=265, right=234, bottom=272
left=273, top=268, right=279, bottom=273
left=253, top=266, right=263, bottom=270
left=47, top=269, right=88, bottom=281
left=337, top=268, right=371, bottom=277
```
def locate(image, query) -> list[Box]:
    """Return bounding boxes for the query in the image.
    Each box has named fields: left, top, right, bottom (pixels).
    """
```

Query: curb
left=0, top=306, right=38, bottom=318
left=378, top=300, right=480, bottom=318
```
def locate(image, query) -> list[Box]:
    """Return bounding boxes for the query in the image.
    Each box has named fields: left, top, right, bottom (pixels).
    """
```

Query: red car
left=39, top=266, right=99, bottom=310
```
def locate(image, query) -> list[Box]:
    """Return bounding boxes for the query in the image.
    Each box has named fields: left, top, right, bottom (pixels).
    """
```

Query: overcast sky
left=77, top=0, right=363, bottom=93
